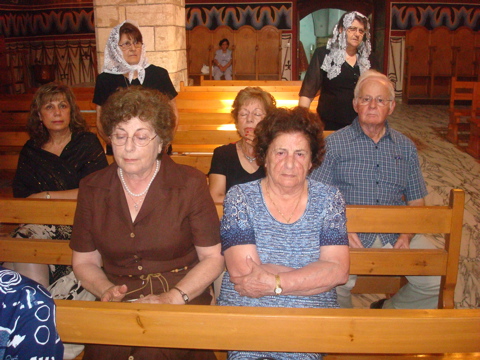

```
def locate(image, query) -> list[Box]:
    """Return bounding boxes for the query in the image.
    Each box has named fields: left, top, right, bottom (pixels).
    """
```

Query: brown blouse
left=70, top=154, right=220, bottom=303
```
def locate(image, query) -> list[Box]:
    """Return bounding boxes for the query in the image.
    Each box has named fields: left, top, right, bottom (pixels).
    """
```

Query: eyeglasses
left=238, top=110, right=266, bottom=121
left=118, top=40, right=142, bottom=50
left=357, top=96, right=393, bottom=107
left=347, top=26, right=366, bottom=35
left=110, top=132, right=158, bottom=147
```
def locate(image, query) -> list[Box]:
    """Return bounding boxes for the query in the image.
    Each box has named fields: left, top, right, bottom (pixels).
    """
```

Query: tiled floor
left=385, top=102, right=479, bottom=309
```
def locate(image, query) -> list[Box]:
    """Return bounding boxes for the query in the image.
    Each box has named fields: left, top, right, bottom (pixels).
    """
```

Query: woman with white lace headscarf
left=299, top=11, right=372, bottom=130
left=93, top=20, right=178, bottom=143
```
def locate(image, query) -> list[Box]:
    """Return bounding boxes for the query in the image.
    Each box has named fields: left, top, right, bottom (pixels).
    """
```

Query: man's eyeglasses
left=347, top=26, right=366, bottom=35
left=357, top=96, right=393, bottom=107
left=118, top=40, right=142, bottom=50
left=110, top=132, right=157, bottom=147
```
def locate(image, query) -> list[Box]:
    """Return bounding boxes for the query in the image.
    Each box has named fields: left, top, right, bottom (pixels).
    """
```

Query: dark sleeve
left=146, top=65, right=178, bottom=99
left=12, top=145, right=33, bottom=198
left=208, top=145, right=230, bottom=176
left=187, top=169, right=221, bottom=247
left=92, top=73, right=122, bottom=106
left=220, top=185, right=256, bottom=253
left=299, top=47, right=327, bottom=98
left=75, top=132, right=109, bottom=180
left=70, top=175, right=97, bottom=252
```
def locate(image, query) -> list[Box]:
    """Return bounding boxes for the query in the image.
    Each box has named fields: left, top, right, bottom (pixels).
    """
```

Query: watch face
left=275, top=287, right=282, bottom=295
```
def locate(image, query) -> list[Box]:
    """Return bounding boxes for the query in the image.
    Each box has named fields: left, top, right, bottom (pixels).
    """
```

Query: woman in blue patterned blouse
left=218, top=107, right=350, bottom=360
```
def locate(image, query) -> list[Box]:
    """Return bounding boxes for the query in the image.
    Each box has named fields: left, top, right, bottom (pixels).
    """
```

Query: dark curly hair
left=27, top=82, right=88, bottom=147
left=231, top=87, right=277, bottom=124
left=100, top=86, right=175, bottom=156
left=254, top=107, right=325, bottom=174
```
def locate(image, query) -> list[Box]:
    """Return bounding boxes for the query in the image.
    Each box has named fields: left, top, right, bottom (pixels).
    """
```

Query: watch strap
left=173, top=286, right=189, bottom=304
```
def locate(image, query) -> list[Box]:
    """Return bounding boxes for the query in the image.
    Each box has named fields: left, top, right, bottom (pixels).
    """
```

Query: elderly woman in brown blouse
left=70, top=86, right=223, bottom=360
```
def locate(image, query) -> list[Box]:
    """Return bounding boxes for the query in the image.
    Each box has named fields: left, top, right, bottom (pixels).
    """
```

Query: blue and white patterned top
left=218, top=179, right=348, bottom=360
left=0, top=267, right=64, bottom=360
left=311, top=118, right=428, bottom=248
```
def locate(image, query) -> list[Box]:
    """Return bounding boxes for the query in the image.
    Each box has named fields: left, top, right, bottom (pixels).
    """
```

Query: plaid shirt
left=311, top=118, right=427, bottom=247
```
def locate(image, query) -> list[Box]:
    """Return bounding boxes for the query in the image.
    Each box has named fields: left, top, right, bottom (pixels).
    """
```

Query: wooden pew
left=175, top=91, right=318, bottom=113
left=199, top=76, right=303, bottom=87
left=0, top=190, right=472, bottom=358
left=53, top=300, right=479, bottom=356
left=0, top=188, right=465, bottom=309
left=446, top=78, right=478, bottom=145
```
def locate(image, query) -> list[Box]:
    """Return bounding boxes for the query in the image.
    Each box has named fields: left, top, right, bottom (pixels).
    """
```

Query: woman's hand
left=230, top=256, right=276, bottom=298
left=101, top=284, right=128, bottom=302
left=133, top=290, right=184, bottom=305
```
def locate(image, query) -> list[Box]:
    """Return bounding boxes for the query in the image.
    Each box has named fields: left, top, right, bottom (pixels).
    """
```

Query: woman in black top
left=93, top=20, right=178, bottom=142
left=299, top=11, right=372, bottom=130
left=6, top=82, right=108, bottom=287
left=208, top=87, right=276, bottom=203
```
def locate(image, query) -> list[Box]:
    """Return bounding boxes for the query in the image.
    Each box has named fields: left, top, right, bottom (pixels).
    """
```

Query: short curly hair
left=27, top=82, right=87, bottom=147
left=100, top=86, right=176, bottom=148
left=255, top=107, right=325, bottom=173
left=231, top=87, right=277, bottom=124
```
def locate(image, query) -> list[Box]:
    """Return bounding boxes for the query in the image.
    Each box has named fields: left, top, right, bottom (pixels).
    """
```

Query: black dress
left=208, top=143, right=265, bottom=193
left=93, top=64, right=178, bottom=106
left=11, top=131, right=108, bottom=283
left=299, top=46, right=361, bottom=130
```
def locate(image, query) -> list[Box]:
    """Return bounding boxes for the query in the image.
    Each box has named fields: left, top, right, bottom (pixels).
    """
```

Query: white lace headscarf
left=102, top=20, right=150, bottom=84
left=321, top=11, right=372, bottom=80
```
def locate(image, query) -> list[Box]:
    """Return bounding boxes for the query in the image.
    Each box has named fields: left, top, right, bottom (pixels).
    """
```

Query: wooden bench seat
left=0, top=188, right=464, bottom=309
left=0, top=189, right=471, bottom=358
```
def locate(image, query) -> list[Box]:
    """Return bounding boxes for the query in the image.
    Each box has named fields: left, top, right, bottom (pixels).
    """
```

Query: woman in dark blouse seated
left=5, top=82, right=108, bottom=287
left=208, top=87, right=276, bottom=203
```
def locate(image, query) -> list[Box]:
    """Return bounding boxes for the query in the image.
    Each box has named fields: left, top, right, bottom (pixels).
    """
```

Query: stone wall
left=94, top=0, right=187, bottom=90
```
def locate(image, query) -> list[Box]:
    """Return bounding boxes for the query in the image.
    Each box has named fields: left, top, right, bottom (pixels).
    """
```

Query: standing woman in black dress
left=299, top=11, right=372, bottom=130
left=93, top=20, right=178, bottom=143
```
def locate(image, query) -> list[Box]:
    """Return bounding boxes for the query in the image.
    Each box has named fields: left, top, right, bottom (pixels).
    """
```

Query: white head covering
left=321, top=11, right=372, bottom=80
left=102, top=20, right=150, bottom=84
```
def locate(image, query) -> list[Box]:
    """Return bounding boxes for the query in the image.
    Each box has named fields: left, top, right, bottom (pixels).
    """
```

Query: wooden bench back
left=54, top=300, right=479, bottom=354
left=199, top=77, right=303, bottom=87
left=0, top=189, right=464, bottom=308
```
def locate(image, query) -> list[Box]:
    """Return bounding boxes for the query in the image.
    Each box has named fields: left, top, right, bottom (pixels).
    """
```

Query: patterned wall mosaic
left=186, top=2, right=292, bottom=31
left=391, top=3, right=480, bottom=31
left=0, top=1, right=95, bottom=89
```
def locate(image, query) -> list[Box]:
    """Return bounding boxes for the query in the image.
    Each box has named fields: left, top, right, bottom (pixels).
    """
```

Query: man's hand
left=394, top=233, right=413, bottom=249
left=348, top=232, right=364, bottom=248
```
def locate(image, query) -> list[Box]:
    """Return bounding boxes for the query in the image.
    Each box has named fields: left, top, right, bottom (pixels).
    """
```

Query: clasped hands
left=229, top=256, right=276, bottom=298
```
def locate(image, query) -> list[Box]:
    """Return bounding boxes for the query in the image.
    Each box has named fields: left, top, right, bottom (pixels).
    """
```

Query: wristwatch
left=173, top=286, right=189, bottom=304
left=274, top=274, right=283, bottom=295
left=45, top=191, right=51, bottom=199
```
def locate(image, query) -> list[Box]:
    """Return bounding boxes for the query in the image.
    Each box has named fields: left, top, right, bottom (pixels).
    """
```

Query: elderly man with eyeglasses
left=311, top=69, right=440, bottom=310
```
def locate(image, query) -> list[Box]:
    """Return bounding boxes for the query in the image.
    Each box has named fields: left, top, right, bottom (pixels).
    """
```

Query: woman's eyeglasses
left=238, top=111, right=266, bottom=121
left=357, top=96, right=393, bottom=107
left=110, top=133, right=157, bottom=147
left=347, top=26, right=365, bottom=35
left=118, top=40, right=142, bottom=51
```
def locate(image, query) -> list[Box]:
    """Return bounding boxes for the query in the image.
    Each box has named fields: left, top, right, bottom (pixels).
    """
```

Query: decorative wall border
left=186, top=2, right=292, bottom=31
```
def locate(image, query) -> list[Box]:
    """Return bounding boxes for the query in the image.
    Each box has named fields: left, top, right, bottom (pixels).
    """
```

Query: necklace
left=264, top=180, right=303, bottom=224
left=238, top=141, right=256, bottom=163
left=119, top=160, right=160, bottom=197
left=127, top=193, right=144, bottom=212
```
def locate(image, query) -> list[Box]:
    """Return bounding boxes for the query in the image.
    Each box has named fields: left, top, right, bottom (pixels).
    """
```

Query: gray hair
left=354, top=69, right=395, bottom=100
